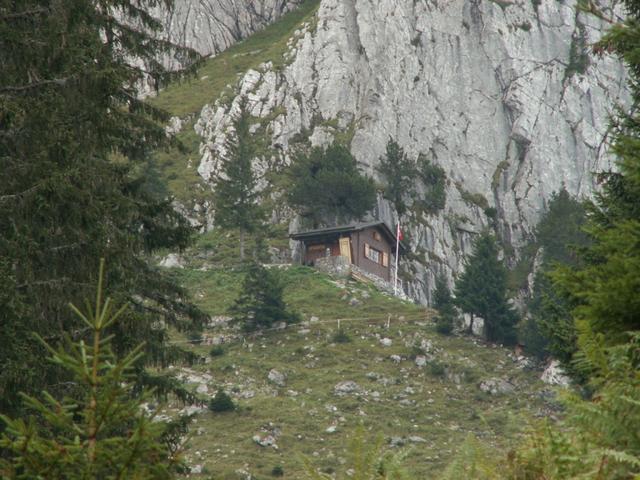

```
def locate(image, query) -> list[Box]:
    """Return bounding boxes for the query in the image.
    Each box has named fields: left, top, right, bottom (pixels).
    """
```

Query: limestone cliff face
left=152, top=0, right=301, bottom=67
left=193, top=0, right=629, bottom=303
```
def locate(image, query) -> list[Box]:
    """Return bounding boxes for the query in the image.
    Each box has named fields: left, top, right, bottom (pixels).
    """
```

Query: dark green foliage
left=520, top=189, right=589, bottom=363
left=188, top=330, right=204, bottom=345
left=332, top=328, right=352, bottom=343
left=209, top=346, right=225, bottom=357
left=429, top=361, right=446, bottom=377
left=209, top=389, right=236, bottom=413
left=505, top=334, right=640, bottom=479
left=537, top=188, right=589, bottom=265
left=0, top=264, right=183, bottom=479
left=433, top=274, right=456, bottom=335
left=230, top=263, right=300, bottom=332
left=287, top=144, right=376, bottom=226
left=0, top=0, right=205, bottom=416
left=565, top=20, right=589, bottom=80
left=417, top=153, right=447, bottom=214
left=271, top=465, right=285, bottom=477
left=376, top=138, right=416, bottom=216
left=455, top=233, right=518, bottom=345
left=212, top=107, right=266, bottom=260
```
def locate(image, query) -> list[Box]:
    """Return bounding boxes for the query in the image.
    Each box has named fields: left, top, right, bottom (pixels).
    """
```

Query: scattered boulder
left=415, top=355, right=427, bottom=367
left=253, top=434, right=278, bottom=449
left=408, top=436, right=427, bottom=443
left=389, top=437, right=406, bottom=447
left=196, top=383, right=208, bottom=395
left=541, top=360, right=571, bottom=387
left=479, top=377, right=516, bottom=395
left=380, top=338, right=393, bottom=347
left=390, top=354, right=402, bottom=364
left=334, top=381, right=361, bottom=396
left=268, top=369, right=286, bottom=387
left=159, top=253, right=184, bottom=268
left=349, top=297, right=361, bottom=307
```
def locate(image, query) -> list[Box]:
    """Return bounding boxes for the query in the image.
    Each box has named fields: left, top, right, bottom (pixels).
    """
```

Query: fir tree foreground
left=0, top=261, right=184, bottom=479
left=0, top=0, right=205, bottom=417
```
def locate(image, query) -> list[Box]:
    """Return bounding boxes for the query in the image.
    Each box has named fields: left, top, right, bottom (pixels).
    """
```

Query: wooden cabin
left=290, top=221, right=406, bottom=282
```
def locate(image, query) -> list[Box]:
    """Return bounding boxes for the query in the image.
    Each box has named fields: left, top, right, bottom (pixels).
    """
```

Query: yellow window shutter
left=382, top=252, right=388, bottom=267
left=364, top=243, right=370, bottom=258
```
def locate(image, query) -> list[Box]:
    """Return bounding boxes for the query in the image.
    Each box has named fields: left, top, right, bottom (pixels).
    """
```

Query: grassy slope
left=149, top=3, right=550, bottom=477
left=163, top=263, right=549, bottom=480
left=148, top=0, right=320, bottom=204
left=150, top=0, right=320, bottom=118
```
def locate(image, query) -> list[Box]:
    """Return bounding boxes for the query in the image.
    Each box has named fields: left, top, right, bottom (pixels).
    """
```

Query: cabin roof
left=290, top=221, right=407, bottom=253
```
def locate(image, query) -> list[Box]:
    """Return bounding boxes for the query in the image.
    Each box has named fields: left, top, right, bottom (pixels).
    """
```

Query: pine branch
left=0, top=7, right=49, bottom=20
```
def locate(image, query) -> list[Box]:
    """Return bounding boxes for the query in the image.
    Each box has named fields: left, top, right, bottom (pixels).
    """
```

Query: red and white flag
left=396, top=222, right=403, bottom=241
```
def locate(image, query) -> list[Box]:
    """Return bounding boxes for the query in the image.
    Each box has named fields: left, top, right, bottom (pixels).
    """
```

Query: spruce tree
left=544, top=4, right=640, bottom=375
left=0, top=262, right=184, bottom=479
left=520, top=189, right=589, bottom=363
left=454, top=232, right=518, bottom=345
left=212, top=107, right=266, bottom=261
left=229, top=263, right=299, bottom=332
left=0, top=0, right=204, bottom=416
left=433, top=273, right=456, bottom=335
left=287, top=144, right=376, bottom=226
left=376, top=138, right=416, bottom=217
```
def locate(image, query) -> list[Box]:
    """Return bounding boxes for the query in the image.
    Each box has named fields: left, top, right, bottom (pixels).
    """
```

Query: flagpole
left=394, top=222, right=400, bottom=296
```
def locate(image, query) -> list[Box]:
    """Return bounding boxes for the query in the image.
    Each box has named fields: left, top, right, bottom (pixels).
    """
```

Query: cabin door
left=339, top=237, right=352, bottom=263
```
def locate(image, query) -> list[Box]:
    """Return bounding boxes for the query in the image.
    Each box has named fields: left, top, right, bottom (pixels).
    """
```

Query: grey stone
left=541, top=360, right=571, bottom=387
left=268, top=369, right=286, bottom=387
left=252, top=434, right=278, bottom=448
left=479, top=378, right=516, bottom=395
left=159, top=253, right=184, bottom=269
left=334, top=380, right=361, bottom=396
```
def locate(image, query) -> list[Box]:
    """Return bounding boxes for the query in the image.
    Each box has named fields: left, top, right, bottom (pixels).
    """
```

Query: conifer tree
left=520, top=188, right=589, bottom=364
left=212, top=107, right=266, bottom=261
left=546, top=3, right=640, bottom=375
left=0, top=0, right=204, bottom=416
left=0, top=261, right=185, bottom=479
left=433, top=273, right=456, bottom=335
left=229, top=262, right=299, bottom=332
left=376, top=138, right=416, bottom=217
left=454, top=233, right=518, bottom=345
left=287, top=144, right=376, bottom=226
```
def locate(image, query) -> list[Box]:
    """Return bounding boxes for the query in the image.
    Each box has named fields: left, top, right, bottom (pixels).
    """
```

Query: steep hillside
left=148, top=1, right=320, bottom=218
left=154, top=0, right=629, bottom=303
left=160, top=255, right=555, bottom=479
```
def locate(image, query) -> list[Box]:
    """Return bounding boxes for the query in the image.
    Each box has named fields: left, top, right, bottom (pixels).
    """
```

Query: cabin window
left=373, top=231, right=381, bottom=241
left=364, top=243, right=387, bottom=266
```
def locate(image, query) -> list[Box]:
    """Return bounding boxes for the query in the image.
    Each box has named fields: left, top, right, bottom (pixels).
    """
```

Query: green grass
left=149, top=0, right=320, bottom=118
left=162, top=261, right=550, bottom=479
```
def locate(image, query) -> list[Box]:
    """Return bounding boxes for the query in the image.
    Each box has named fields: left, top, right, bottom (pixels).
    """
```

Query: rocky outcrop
left=138, top=0, right=302, bottom=94
left=192, top=0, right=629, bottom=303
left=153, top=0, right=301, bottom=63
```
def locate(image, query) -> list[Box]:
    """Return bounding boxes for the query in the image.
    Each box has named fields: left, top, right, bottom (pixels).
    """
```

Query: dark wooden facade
left=290, top=222, right=405, bottom=282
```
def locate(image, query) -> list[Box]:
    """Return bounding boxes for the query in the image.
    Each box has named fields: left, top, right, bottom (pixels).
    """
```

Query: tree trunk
left=468, top=313, right=475, bottom=334
left=239, top=230, right=245, bottom=262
